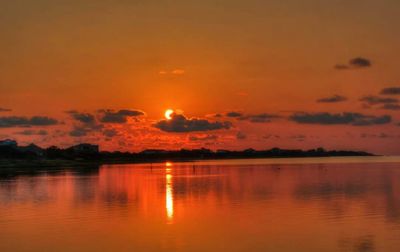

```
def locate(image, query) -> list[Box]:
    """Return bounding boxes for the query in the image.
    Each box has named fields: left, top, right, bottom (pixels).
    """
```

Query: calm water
left=1, top=157, right=400, bottom=251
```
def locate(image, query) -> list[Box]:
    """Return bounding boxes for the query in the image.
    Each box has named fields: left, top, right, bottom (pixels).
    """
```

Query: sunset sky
left=1, top=0, right=400, bottom=154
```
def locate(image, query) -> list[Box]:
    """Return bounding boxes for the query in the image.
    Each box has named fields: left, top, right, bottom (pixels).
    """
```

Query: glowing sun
left=165, top=109, right=174, bottom=120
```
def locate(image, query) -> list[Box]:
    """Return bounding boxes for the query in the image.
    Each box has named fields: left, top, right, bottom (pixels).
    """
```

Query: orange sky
left=0, top=0, right=400, bottom=154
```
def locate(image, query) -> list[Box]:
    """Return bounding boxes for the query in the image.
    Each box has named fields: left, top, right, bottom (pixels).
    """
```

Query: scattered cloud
left=15, top=129, right=48, bottom=136
left=154, top=113, right=232, bottom=133
left=335, top=57, right=372, bottom=70
left=381, top=103, right=400, bottom=110
left=189, top=134, right=218, bottom=141
left=99, top=109, right=145, bottom=123
left=349, top=57, right=371, bottom=68
left=66, top=111, right=96, bottom=124
left=290, top=112, right=391, bottom=126
left=103, top=129, right=118, bottom=138
left=380, top=87, right=400, bottom=95
left=360, top=95, right=398, bottom=105
left=69, top=126, right=89, bottom=137
left=226, top=111, right=243, bottom=118
left=0, top=116, right=58, bottom=128
left=238, top=113, right=280, bottom=123
left=317, top=95, right=347, bottom=103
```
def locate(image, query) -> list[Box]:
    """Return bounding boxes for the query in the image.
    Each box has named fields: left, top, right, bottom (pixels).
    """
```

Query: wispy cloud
left=317, top=95, right=347, bottom=103
left=290, top=112, right=391, bottom=126
left=0, top=116, right=58, bottom=128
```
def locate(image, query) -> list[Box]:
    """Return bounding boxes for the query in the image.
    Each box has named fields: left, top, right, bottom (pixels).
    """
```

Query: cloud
left=67, top=111, right=95, bottom=124
left=103, top=129, right=118, bottom=138
left=360, top=95, right=398, bottom=105
left=189, top=134, right=218, bottom=141
left=381, top=103, right=400, bottom=110
left=290, top=112, right=391, bottom=126
left=0, top=108, right=11, bottom=112
left=238, top=113, right=280, bottom=123
left=335, top=57, right=372, bottom=70
left=0, top=116, right=58, bottom=128
left=69, top=126, right=89, bottom=137
left=99, top=109, right=145, bottom=123
left=349, top=57, right=371, bottom=68
left=226, top=111, right=243, bottom=118
left=317, top=95, right=347, bottom=103
left=15, top=129, right=48, bottom=136
left=380, top=87, right=400, bottom=95
left=154, top=113, right=232, bottom=132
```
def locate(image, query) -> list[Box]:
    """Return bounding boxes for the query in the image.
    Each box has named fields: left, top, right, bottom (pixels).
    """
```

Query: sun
left=164, top=109, right=174, bottom=120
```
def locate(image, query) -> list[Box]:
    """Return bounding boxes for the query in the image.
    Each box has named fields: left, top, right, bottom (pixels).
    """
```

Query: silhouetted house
left=0, top=139, right=17, bottom=147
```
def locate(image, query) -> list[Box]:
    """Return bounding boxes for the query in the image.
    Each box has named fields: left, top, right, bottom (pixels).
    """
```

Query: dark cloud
left=15, top=129, right=48, bottom=136
left=349, top=57, right=371, bottom=68
left=380, top=87, right=400, bottom=95
left=189, top=135, right=218, bottom=141
left=317, top=95, right=347, bottom=103
left=69, top=126, right=88, bottom=137
left=103, top=129, right=118, bottom=138
left=335, top=57, right=372, bottom=70
left=99, top=109, right=144, bottom=123
left=0, top=116, right=58, bottom=128
left=238, top=113, right=280, bottom=123
left=0, top=108, right=11, bottom=112
left=67, top=111, right=95, bottom=124
left=68, top=123, right=103, bottom=138
left=360, top=96, right=398, bottom=105
left=290, top=112, right=391, bottom=126
left=381, top=103, right=400, bottom=110
left=226, top=111, right=243, bottom=118
left=154, top=113, right=232, bottom=133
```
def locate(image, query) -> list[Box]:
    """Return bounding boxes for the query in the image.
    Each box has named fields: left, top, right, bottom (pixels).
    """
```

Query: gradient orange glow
left=0, top=0, right=399, bottom=154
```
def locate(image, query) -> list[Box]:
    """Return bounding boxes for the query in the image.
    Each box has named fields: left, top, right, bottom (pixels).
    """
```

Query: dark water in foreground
left=1, top=157, right=400, bottom=251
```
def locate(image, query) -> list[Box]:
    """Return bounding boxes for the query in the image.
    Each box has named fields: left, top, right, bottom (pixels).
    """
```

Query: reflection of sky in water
left=0, top=158, right=400, bottom=251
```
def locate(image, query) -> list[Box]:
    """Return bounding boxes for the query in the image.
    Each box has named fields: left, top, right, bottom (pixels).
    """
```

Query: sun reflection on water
left=165, top=163, right=174, bottom=223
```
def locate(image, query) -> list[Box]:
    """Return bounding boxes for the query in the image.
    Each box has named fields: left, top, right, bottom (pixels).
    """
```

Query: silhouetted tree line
left=0, top=140, right=373, bottom=162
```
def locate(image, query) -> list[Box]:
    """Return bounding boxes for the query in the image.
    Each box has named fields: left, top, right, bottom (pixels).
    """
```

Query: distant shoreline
left=0, top=152, right=376, bottom=171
